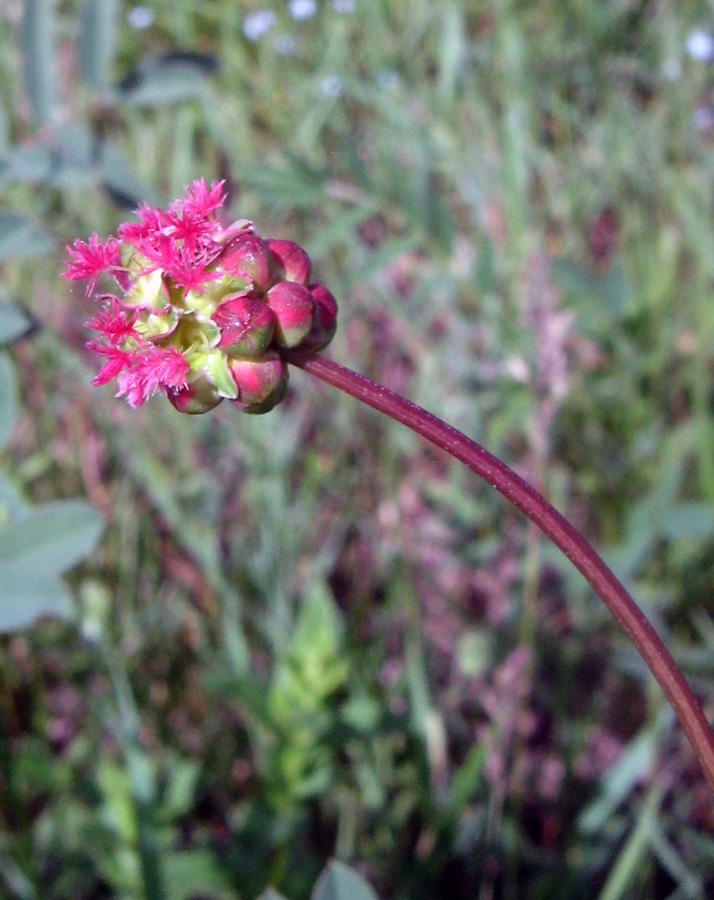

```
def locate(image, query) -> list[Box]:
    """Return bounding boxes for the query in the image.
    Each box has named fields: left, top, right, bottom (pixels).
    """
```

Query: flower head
left=64, top=180, right=338, bottom=413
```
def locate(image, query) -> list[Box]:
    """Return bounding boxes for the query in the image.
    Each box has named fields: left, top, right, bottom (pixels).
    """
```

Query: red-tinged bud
left=266, top=281, right=314, bottom=348
left=166, top=377, right=223, bottom=414
left=300, top=283, right=338, bottom=350
left=266, top=239, right=311, bottom=285
left=240, top=381, right=289, bottom=415
left=212, top=293, right=275, bottom=358
left=228, top=350, right=288, bottom=410
left=217, top=233, right=275, bottom=292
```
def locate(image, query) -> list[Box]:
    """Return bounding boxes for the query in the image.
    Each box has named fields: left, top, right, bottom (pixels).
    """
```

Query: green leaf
left=443, top=741, right=487, bottom=819
left=311, top=861, right=379, bottom=900
left=0, top=212, right=53, bottom=261
left=162, top=850, right=234, bottom=900
left=649, top=822, right=704, bottom=897
left=0, top=145, right=54, bottom=187
left=661, top=503, right=714, bottom=542
left=157, top=759, right=199, bottom=822
left=118, top=58, right=212, bottom=106
left=0, top=471, right=26, bottom=519
left=97, top=761, right=136, bottom=844
left=552, top=258, right=632, bottom=326
left=50, top=125, right=100, bottom=187
left=0, top=497, right=103, bottom=628
left=258, top=890, right=289, bottom=900
left=98, top=142, right=158, bottom=208
left=309, top=204, right=378, bottom=258
left=596, top=785, right=662, bottom=900
left=0, top=299, right=33, bottom=345
left=269, top=581, right=347, bottom=721
left=206, top=352, right=239, bottom=400
left=79, top=0, right=119, bottom=92
left=346, top=236, right=418, bottom=289
left=0, top=101, right=8, bottom=154
left=438, top=3, right=466, bottom=105
left=578, top=714, right=667, bottom=835
left=0, top=352, right=18, bottom=450
left=233, top=162, right=326, bottom=208
left=0, top=500, right=104, bottom=573
left=0, top=571, right=69, bottom=633
left=21, top=0, right=55, bottom=126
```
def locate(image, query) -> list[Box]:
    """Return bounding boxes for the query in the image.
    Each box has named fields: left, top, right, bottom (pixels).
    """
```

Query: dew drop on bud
left=212, top=293, right=275, bottom=357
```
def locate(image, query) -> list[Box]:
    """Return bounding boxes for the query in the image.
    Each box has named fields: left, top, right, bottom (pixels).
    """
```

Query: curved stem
left=284, top=347, right=714, bottom=796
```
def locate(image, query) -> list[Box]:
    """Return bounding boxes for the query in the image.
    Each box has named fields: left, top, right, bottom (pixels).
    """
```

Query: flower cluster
left=63, top=180, right=337, bottom=414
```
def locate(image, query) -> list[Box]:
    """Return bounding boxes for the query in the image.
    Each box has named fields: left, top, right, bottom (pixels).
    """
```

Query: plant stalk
left=284, top=347, right=714, bottom=796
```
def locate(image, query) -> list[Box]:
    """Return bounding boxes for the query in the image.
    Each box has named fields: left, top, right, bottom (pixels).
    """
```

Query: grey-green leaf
left=0, top=471, right=26, bottom=519
left=21, top=0, right=55, bottom=126
left=0, top=352, right=19, bottom=450
left=0, top=500, right=104, bottom=573
left=0, top=100, right=8, bottom=154
left=0, top=572, right=69, bottom=633
left=311, top=861, right=379, bottom=900
left=0, top=145, right=55, bottom=188
left=98, top=143, right=158, bottom=208
left=118, top=59, right=212, bottom=107
left=234, top=163, right=326, bottom=208
left=0, top=299, right=33, bottom=346
left=661, top=503, right=714, bottom=542
left=79, top=0, right=119, bottom=92
left=0, top=212, right=53, bottom=261
left=51, top=125, right=99, bottom=187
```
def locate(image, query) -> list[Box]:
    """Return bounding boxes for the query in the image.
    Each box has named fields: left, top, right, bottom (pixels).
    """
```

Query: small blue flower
left=274, top=34, right=299, bottom=56
left=321, top=75, right=343, bottom=97
left=686, top=29, right=714, bottom=62
left=243, top=10, right=276, bottom=42
left=127, top=6, right=154, bottom=30
left=289, top=0, right=317, bottom=20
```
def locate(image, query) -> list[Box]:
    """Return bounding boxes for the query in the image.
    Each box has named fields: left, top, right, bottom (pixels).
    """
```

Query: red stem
left=284, top=347, right=714, bottom=797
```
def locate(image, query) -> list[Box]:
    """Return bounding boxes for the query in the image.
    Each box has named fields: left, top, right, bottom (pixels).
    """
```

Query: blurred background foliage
left=1, top=0, right=714, bottom=898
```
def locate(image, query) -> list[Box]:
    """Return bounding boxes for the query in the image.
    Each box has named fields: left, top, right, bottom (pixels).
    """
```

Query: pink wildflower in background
left=63, top=179, right=337, bottom=413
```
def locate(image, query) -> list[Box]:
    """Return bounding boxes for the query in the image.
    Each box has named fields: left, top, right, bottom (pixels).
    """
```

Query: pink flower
left=170, top=178, right=226, bottom=220
left=85, top=298, right=138, bottom=346
left=89, top=346, right=132, bottom=386
left=117, top=182, right=227, bottom=290
left=164, top=243, right=224, bottom=292
left=116, top=348, right=190, bottom=408
left=117, top=203, right=174, bottom=248
left=65, top=178, right=336, bottom=413
left=62, top=234, right=121, bottom=294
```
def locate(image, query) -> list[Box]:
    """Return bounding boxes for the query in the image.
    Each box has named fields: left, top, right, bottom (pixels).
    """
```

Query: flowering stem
left=284, top=347, right=714, bottom=796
